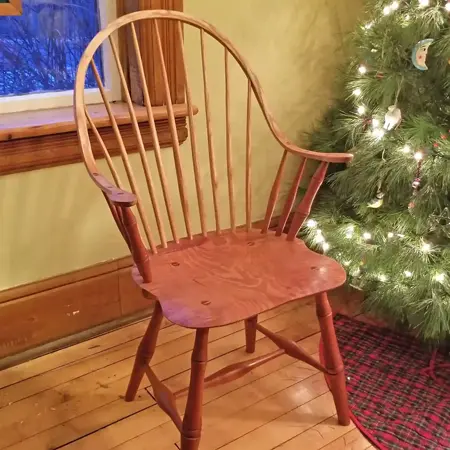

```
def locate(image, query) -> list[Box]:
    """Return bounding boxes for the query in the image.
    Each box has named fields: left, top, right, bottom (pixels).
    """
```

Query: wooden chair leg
left=244, top=315, right=257, bottom=353
left=125, top=301, right=163, bottom=402
left=181, top=328, right=209, bottom=450
left=316, top=292, right=350, bottom=426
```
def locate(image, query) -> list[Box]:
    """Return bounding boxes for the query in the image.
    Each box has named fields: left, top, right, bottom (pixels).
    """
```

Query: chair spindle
left=85, top=108, right=123, bottom=188
left=276, top=157, right=307, bottom=236
left=109, top=35, right=168, bottom=249
left=246, top=80, right=252, bottom=232
left=177, top=21, right=207, bottom=237
left=224, top=49, right=236, bottom=232
left=130, top=22, right=180, bottom=244
left=261, top=150, right=288, bottom=233
left=200, top=29, right=221, bottom=235
left=90, top=61, right=158, bottom=253
left=154, top=20, right=193, bottom=240
left=287, top=161, right=329, bottom=241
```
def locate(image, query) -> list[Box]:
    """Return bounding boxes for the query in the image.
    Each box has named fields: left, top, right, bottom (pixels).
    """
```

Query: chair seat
left=134, top=230, right=346, bottom=329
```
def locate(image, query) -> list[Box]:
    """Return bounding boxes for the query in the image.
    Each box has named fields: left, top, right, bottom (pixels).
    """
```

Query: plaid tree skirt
left=330, top=315, right=450, bottom=450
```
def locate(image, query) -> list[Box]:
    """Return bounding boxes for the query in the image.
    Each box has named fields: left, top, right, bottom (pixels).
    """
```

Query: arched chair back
left=75, top=10, right=352, bottom=283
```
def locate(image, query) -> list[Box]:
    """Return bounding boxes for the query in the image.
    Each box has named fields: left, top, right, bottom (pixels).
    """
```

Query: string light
left=404, top=271, right=413, bottom=277
left=358, top=65, right=367, bottom=74
left=434, top=273, right=445, bottom=282
left=446, top=2, right=450, bottom=11
left=364, top=22, right=374, bottom=30
left=372, top=128, right=386, bottom=139
left=322, top=242, right=330, bottom=252
left=343, top=260, right=351, bottom=266
left=401, top=145, right=411, bottom=154
left=363, top=232, right=372, bottom=240
left=383, top=6, right=392, bottom=14
left=418, top=0, right=429, bottom=7
left=357, top=105, right=366, bottom=115
left=388, top=232, right=395, bottom=238
left=372, top=118, right=381, bottom=128
left=307, top=219, right=317, bottom=228
left=422, top=242, right=432, bottom=253
left=353, top=88, right=362, bottom=96
left=315, top=230, right=325, bottom=244
left=414, top=151, right=423, bottom=161
left=378, top=274, right=388, bottom=282
left=391, top=1, right=399, bottom=9
left=345, top=225, right=355, bottom=239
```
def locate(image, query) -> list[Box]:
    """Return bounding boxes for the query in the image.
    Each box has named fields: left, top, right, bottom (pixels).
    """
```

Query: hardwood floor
left=0, top=295, right=371, bottom=450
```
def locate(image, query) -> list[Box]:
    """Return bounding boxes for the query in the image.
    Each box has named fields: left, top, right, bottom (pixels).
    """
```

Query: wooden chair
left=74, top=10, right=353, bottom=450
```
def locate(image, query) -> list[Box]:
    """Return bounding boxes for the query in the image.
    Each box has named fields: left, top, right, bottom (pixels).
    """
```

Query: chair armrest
left=91, top=172, right=137, bottom=207
left=281, top=140, right=353, bottom=164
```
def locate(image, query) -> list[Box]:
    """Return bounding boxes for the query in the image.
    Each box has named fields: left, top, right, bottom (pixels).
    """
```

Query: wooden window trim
left=0, top=103, right=196, bottom=175
left=0, top=0, right=187, bottom=176
left=0, top=0, right=22, bottom=16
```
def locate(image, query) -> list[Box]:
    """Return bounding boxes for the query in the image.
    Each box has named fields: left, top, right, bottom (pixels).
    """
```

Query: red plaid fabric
left=333, top=315, right=450, bottom=450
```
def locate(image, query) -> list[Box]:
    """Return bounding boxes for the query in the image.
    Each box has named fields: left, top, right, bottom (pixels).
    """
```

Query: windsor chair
left=75, top=10, right=353, bottom=450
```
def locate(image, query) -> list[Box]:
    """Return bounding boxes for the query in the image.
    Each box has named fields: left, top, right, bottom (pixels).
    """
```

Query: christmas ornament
left=384, top=105, right=402, bottom=130
left=411, top=39, right=434, bottom=71
left=367, top=190, right=385, bottom=208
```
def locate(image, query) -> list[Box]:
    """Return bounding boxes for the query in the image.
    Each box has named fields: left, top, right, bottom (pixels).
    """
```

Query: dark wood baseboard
left=0, top=255, right=147, bottom=359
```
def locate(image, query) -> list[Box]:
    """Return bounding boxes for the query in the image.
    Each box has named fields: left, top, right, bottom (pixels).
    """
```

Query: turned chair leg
left=316, top=292, right=350, bottom=426
left=181, top=328, right=209, bottom=450
left=125, top=301, right=163, bottom=402
left=244, top=316, right=258, bottom=353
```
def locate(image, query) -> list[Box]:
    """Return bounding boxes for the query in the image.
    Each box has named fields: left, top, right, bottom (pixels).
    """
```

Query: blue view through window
left=0, top=0, right=104, bottom=97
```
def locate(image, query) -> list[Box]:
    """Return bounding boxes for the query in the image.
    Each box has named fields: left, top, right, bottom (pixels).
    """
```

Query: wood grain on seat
left=133, top=231, right=346, bottom=329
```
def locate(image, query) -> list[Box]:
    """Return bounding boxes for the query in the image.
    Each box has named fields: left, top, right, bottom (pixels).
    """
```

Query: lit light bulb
left=353, top=88, right=362, bottom=96
left=446, top=2, right=450, bottom=11
left=401, top=145, right=411, bottom=154
left=397, top=233, right=405, bottom=238
left=418, top=0, right=429, bottom=7
left=316, top=229, right=322, bottom=235
left=371, top=48, right=378, bottom=53
left=363, top=232, right=372, bottom=240
left=422, top=242, right=431, bottom=253
left=364, top=22, right=374, bottom=30
left=405, top=14, right=410, bottom=20
left=323, top=242, right=330, bottom=251
left=347, top=225, right=355, bottom=232
left=414, top=151, right=423, bottom=161
left=357, top=105, right=366, bottom=115
left=307, top=219, right=317, bottom=228
left=358, top=65, right=367, bottom=74
left=434, top=273, right=445, bottom=282
left=391, top=1, right=399, bottom=9
left=388, top=232, right=394, bottom=238
left=345, top=232, right=353, bottom=239
left=378, top=274, right=388, bottom=282
left=404, top=271, right=413, bottom=277
left=343, top=260, right=351, bottom=266
left=372, top=128, right=386, bottom=139
left=372, top=118, right=381, bottom=128
left=383, top=6, right=391, bottom=14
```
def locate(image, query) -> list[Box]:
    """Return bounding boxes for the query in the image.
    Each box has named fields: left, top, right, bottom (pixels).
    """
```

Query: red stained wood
left=316, top=292, right=350, bottom=426
left=133, top=230, right=346, bottom=329
left=74, top=10, right=353, bottom=450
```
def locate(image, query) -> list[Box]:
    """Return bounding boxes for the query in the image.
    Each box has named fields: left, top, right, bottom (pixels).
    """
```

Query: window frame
left=0, top=0, right=121, bottom=114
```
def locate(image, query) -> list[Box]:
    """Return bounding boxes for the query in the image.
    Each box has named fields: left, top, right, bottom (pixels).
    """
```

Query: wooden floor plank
left=320, top=429, right=372, bottom=450
left=0, top=298, right=368, bottom=450
left=275, top=415, right=355, bottom=449
left=0, top=302, right=316, bottom=449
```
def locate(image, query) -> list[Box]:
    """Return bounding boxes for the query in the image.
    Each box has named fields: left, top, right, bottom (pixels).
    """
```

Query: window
left=0, top=0, right=120, bottom=113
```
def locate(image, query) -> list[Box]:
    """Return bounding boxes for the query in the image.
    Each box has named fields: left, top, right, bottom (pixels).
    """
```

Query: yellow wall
left=0, top=0, right=362, bottom=290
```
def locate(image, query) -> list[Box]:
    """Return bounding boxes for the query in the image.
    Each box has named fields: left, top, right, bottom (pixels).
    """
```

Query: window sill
left=0, top=102, right=197, bottom=175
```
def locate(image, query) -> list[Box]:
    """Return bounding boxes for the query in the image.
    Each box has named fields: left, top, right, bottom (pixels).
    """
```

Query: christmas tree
left=303, top=0, right=450, bottom=341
